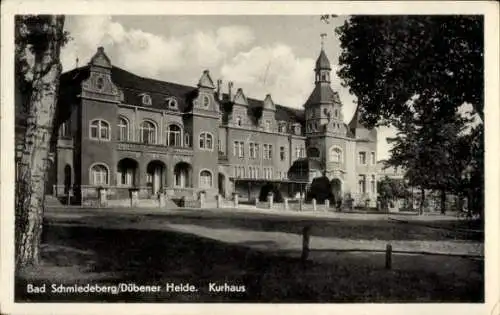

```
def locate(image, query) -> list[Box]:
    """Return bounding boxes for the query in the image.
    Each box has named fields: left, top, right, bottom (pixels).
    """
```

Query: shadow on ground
left=15, top=220, right=484, bottom=303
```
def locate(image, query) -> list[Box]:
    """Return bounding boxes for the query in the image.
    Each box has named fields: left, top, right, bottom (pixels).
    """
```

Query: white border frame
left=1, top=3, right=499, bottom=315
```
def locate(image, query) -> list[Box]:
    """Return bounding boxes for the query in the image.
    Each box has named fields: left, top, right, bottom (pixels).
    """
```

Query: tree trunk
left=440, top=188, right=446, bottom=214
left=15, top=15, right=65, bottom=269
left=419, top=187, right=425, bottom=215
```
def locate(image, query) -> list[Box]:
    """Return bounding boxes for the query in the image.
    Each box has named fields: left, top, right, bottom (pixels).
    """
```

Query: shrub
left=306, top=176, right=334, bottom=203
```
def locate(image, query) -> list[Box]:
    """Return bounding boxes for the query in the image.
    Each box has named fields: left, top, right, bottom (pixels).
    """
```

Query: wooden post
left=385, top=244, right=392, bottom=270
left=301, top=226, right=311, bottom=263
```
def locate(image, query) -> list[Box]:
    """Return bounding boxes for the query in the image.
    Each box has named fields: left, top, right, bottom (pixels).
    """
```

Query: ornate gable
left=89, top=47, right=112, bottom=69
left=233, top=88, right=248, bottom=106
left=263, top=94, right=275, bottom=111
left=197, top=70, right=215, bottom=89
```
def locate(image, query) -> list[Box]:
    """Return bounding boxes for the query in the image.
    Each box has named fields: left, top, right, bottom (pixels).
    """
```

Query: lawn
left=15, top=210, right=484, bottom=303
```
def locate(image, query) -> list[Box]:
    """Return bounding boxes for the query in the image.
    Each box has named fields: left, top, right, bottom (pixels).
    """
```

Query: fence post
left=312, top=198, right=317, bottom=211
left=325, top=199, right=329, bottom=211
left=284, top=197, right=289, bottom=211
left=385, top=243, right=392, bottom=270
left=301, top=226, right=311, bottom=264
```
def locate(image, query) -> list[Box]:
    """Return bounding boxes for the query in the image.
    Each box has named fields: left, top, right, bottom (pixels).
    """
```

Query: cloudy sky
left=61, top=15, right=396, bottom=160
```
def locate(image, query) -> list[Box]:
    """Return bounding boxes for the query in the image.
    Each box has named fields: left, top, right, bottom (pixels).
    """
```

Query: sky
left=61, top=15, right=397, bottom=160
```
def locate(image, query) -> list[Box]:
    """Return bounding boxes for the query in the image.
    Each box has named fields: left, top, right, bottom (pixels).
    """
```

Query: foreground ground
left=16, top=207, right=484, bottom=302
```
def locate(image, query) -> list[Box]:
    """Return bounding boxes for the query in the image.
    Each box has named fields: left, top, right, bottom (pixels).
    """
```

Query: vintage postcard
left=1, top=1, right=499, bottom=315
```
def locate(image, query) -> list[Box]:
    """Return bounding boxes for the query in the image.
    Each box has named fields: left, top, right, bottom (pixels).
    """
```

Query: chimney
left=217, top=79, right=223, bottom=101
left=228, top=81, right=234, bottom=101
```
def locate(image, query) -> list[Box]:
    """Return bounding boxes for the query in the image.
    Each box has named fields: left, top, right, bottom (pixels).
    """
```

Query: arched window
left=199, top=132, right=213, bottom=150
left=89, top=119, right=110, bottom=141
left=117, top=117, right=129, bottom=141
left=236, top=116, right=242, bottom=126
left=329, top=147, right=343, bottom=163
left=202, top=95, right=211, bottom=108
left=140, top=120, right=157, bottom=144
left=199, top=170, right=213, bottom=188
left=166, top=97, right=178, bottom=109
left=167, top=124, right=182, bottom=146
left=90, top=163, right=109, bottom=185
left=307, top=147, right=320, bottom=158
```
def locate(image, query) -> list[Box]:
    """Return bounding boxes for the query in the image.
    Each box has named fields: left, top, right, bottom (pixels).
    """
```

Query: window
left=167, top=124, right=182, bottom=146
left=140, top=120, right=157, bottom=144
left=90, top=164, right=109, bottom=185
left=263, top=144, right=273, bottom=160
left=249, top=143, right=255, bottom=159
left=234, top=165, right=245, bottom=178
left=370, top=175, right=376, bottom=193
left=358, top=152, right=367, bottom=165
left=358, top=175, right=366, bottom=194
left=299, top=147, right=305, bottom=158
left=330, top=147, right=342, bottom=163
left=295, top=146, right=301, bottom=158
left=167, top=97, right=178, bottom=109
left=141, top=93, right=152, bottom=106
left=199, top=170, right=213, bottom=188
left=371, top=152, right=376, bottom=165
left=202, top=95, right=210, bottom=108
left=236, top=116, right=242, bottom=126
left=280, top=146, right=286, bottom=161
left=199, top=132, right=213, bottom=150
left=233, top=141, right=244, bottom=158
left=96, top=77, right=104, bottom=90
left=278, top=122, right=286, bottom=133
left=265, top=120, right=271, bottom=131
left=184, top=133, right=190, bottom=147
left=90, top=119, right=110, bottom=141
left=334, top=109, right=339, bottom=118
left=117, top=117, right=129, bottom=141
left=263, top=168, right=273, bottom=179
left=294, top=125, right=301, bottom=135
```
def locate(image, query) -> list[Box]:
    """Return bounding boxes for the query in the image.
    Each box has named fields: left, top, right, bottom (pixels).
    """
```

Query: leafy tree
left=333, top=15, right=484, bottom=215
left=15, top=15, right=69, bottom=268
left=335, top=15, right=483, bottom=129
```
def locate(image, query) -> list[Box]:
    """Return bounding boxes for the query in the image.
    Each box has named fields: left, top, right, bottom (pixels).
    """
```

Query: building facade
left=18, top=45, right=378, bottom=206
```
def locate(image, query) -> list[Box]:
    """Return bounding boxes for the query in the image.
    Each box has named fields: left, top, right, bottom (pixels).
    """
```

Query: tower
left=304, top=34, right=345, bottom=136
left=303, top=35, right=348, bottom=189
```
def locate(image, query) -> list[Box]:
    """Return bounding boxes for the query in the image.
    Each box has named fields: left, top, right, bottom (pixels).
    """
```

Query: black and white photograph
left=1, top=1, right=498, bottom=314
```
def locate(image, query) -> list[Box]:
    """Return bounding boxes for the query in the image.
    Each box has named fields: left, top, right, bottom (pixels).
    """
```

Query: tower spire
left=320, top=33, right=327, bottom=50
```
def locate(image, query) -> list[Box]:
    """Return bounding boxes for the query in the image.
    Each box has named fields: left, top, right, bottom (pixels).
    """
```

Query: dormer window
left=265, top=120, right=271, bottom=131
left=236, top=116, right=242, bottom=127
left=166, top=97, right=178, bottom=109
left=278, top=122, right=286, bottom=133
left=141, top=93, right=152, bottom=106
left=294, top=124, right=301, bottom=135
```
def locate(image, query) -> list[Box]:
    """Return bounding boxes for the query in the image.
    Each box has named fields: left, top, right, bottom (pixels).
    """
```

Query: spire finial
left=320, top=33, right=327, bottom=49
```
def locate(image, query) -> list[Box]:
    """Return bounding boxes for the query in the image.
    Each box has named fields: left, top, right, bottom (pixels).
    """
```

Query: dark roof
left=110, top=66, right=197, bottom=112
left=59, top=65, right=306, bottom=124
left=304, top=84, right=340, bottom=107
left=315, top=49, right=331, bottom=70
